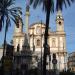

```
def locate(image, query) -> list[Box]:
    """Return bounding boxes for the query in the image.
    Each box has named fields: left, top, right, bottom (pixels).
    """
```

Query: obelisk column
left=25, top=5, right=30, bottom=42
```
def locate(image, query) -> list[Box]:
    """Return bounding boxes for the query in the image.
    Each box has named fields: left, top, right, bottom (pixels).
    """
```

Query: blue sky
left=0, top=0, right=75, bottom=53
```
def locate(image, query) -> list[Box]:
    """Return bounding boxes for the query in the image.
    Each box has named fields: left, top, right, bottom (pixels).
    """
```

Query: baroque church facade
left=8, top=5, right=67, bottom=71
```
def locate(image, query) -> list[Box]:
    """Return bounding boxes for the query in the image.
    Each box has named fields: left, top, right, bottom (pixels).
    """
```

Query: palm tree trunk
left=3, top=30, right=7, bottom=57
left=2, top=25, right=7, bottom=74
left=43, top=9, right=50, bottom=75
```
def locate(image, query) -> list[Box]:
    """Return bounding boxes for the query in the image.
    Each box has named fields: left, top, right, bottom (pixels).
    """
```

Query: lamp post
left=41, top=20, right=43, bottom=75
left=49, top=54, right=51, bottom=72
left=52, top=53, right=57, bottom=75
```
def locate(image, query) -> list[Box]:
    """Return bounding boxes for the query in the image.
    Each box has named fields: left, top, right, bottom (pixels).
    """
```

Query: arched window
left=37, top=39, right=40, bottom=46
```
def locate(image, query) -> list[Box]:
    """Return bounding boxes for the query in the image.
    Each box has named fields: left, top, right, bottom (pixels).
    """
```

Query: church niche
left=36, top=39, right=40, bottom=47
left=52, top=38, right=56, bottom=47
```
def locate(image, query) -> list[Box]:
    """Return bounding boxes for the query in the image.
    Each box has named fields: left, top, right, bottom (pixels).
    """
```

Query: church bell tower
left=13, top=16, right=24, bottom=51
left=14, top=16, right=23, bottom=33
left=56, top=10, right=64, bottom=32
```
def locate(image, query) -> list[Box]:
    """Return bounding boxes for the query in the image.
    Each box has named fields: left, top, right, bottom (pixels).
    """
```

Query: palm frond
left=30, top=0, right=34, bottom=5
left=0, top=15, right=4, bottom=31
left=50, top=0, right=54, bottom=13
left=71, top=0, right=75, bottom=2
left=5, top=14, right=11, bottom=32
left=30, top=0, right=75, bottom=12
left=9, top=7, right=22, bottom=15
left=38, top=0, right=43, bottom=5
left=63, top=0, right=67, bottom=8
left=10, top=10, right=23, bottom=28
left=0, top=2, right=3, bottom=8
left=7, top=0, right=15, bottom=7
left=33, top=0, right=39, bottom=9
left=10, top=16, right=16, bottom=24
left=67, top=0, right=71, bottom=6
left=56, top=0, right=63, bottom=10
left=9, top=7, right=22, bottom=11
left=56, top=0, right=75, bottom=11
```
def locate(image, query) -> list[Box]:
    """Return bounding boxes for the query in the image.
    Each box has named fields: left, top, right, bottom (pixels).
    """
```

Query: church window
left=37, top=39, right=40, bottom=46
left=36, top=26, right=41, bottom=34
left=52, top=38, right=56, bottom=47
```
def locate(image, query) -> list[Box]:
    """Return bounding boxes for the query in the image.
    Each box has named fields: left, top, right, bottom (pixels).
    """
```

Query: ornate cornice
left=29, top=22, right=45, bottom=28
left=13, top=32, right=25, bottom=37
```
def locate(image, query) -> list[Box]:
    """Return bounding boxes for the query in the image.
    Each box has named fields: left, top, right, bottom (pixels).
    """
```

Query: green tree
left=30, top=0, right=75, bottom=75
left=0, top=0, right=22, bottom=73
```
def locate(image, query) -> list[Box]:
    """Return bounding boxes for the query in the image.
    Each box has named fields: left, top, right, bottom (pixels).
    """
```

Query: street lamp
left=52, top=53, right=57, bottom=75
left=49, top=54, right=51, bottom=71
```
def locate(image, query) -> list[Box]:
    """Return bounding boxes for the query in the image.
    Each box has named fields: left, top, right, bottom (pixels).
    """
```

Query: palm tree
left=30, top=0, right=75, bottom=75
left=0, top=0, right=22, bottom=73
